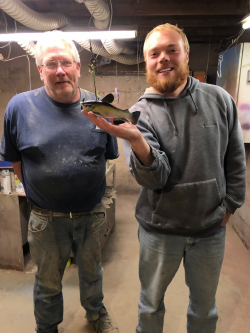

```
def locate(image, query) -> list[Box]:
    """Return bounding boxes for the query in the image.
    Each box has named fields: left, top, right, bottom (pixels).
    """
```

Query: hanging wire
left=205, top=32, right=211, bottom=83
left=136, top=23, right=140, bottom=82
left=0, top=12, right=32, bottom=91
left=217, top=28, right=245, bottom=78
left=224, top=29, right=245, bottom=52
left=0, top=10, right=11, bottom=49
left=26, top=55, right=32, bottom=91
left=218, top=28, right=245, bottom=52
left=0, top=54, right=32, bottom=90
left=86, top=9, right=98, bottom=100
left=98, top=0, right=113, bottom=55
left=87, top=0, right=114, bottom=100
left=1, top=11, right=12, bottom=59
left=108, top=0, right=113, bottom=31
left=136, top=24, right=142, bottom=96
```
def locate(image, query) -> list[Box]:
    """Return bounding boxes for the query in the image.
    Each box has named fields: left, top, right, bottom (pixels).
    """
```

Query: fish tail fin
left=131, top=111, right=141, bottom=125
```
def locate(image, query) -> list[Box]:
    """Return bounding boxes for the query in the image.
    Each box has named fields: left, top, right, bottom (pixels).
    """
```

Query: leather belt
left=32, top=205, right=92, bottom=218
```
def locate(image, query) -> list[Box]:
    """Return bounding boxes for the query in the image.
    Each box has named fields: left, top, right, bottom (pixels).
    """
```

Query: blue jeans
left=137, top=225, right=226, bottom=333
left=28, top=203, right=106, bottom=333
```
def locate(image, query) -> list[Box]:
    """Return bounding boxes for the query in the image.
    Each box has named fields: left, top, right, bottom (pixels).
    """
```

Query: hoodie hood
left=140, top=76, right=200, bottom=113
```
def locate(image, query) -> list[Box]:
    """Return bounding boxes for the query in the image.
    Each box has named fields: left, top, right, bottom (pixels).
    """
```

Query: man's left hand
left=221, top=209, right=231, bottom=226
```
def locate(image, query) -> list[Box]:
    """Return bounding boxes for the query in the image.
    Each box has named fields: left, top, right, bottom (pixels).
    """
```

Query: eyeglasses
left=41, top=59, right=76, bottom=72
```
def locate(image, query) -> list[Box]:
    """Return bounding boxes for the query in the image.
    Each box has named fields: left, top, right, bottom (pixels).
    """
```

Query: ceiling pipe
left=101, top=39, right=136, bottom=55
left=74, top=0, right=137, bottom=57
left=75, top=0, right=110, bottom=30
left=0, top=0, right=143, bottom=64
left=0, top=0, right=71, bottom=30
left=75, top=38, right=142, bottom=65
left=17, top=40, right=36, bottom=57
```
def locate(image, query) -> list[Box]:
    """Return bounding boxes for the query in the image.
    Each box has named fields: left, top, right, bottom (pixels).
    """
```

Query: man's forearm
left=130, top=137, right=155, bottom=167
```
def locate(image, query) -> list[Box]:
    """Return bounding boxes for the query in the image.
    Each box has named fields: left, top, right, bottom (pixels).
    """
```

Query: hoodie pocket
left=152, top=178, right=225, bottom=229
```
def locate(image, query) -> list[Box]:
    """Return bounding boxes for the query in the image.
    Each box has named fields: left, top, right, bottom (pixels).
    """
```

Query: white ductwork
left=111, top=52, right=143, bottom=65
left=73, top=0, right=142, bottom=63
left=0, top=0, right=71, bottom=30
left=101, top=39, right=135, bottom=55
left=17, top=40, right=36, bottom=57
left=75, top=39, right=142, bottom=65
left=75, top=0, right=137, bottom=57
left=0, top=0, right=143, bottom=65
left=75, top=0, right=110, bottom=30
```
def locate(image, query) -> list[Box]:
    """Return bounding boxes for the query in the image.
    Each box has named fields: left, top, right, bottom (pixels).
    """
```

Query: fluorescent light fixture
left=241, top=14, right=250, bottom=30
left=0, top=30, right=136, bottom=42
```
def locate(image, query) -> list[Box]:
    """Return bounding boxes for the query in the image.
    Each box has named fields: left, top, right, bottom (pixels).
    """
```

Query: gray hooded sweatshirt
left=122, top=76, right=246, bottom=237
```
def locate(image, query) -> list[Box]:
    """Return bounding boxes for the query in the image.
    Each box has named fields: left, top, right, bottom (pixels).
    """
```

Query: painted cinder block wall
left=0, top=42, right=249, bottom=250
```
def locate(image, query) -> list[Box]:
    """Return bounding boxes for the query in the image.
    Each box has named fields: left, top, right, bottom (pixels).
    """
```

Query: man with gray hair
left=0, top=31, right=119, bottom=333
left=82, top=23, right=246, bottom=333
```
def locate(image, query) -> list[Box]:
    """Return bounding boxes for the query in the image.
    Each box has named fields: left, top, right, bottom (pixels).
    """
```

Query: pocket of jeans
left=92, top=212, right=106, bottom=239
left=152, top=178, right=225, bottom=229
left=28, top=211, right=48, bottom=232
left=93, top=212, right=106, bottom=227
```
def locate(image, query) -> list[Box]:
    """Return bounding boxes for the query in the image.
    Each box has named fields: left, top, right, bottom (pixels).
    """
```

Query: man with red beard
left=82, top=23, right=246, bottom=333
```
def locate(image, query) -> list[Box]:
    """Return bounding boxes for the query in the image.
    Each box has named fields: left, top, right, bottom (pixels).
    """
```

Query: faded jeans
left=137, top=225, right=226, bottom=333
left=28, top=202, right=106, bottom=333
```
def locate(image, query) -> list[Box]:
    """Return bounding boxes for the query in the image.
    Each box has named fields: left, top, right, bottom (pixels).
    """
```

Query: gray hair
left=35, top=30, right=80, bottom=66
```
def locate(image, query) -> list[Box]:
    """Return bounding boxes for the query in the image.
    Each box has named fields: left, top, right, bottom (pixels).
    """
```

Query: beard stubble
left=146, top=62, right=190, bottom=94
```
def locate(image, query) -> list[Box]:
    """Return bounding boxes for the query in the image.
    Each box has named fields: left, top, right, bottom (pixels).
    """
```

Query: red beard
left=146, top=62, right=190, bottom=94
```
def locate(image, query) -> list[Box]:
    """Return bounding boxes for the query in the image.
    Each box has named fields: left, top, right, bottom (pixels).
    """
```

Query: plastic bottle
left=114, top=87, right=120, bottom=102
left=1, top=169, right=12, bottom=194
left=15, top=174, right=24, bottom=193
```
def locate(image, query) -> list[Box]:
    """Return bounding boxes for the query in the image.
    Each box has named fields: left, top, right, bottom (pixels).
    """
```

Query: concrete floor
left=1, top=193, right=250, bottom=333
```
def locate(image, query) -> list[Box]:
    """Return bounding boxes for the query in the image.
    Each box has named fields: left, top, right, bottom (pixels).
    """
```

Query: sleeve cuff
left=131, top=145, right=159, bottom=171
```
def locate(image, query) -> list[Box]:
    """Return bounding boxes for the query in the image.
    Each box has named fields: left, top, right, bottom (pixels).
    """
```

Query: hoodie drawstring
left=188, top=89, right=199, bottom=114
left=163, top=101, right=177, bottom=135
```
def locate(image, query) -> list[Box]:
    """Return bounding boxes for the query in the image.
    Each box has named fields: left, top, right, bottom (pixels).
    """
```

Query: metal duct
left=0, top=0, right=71, bottom=30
